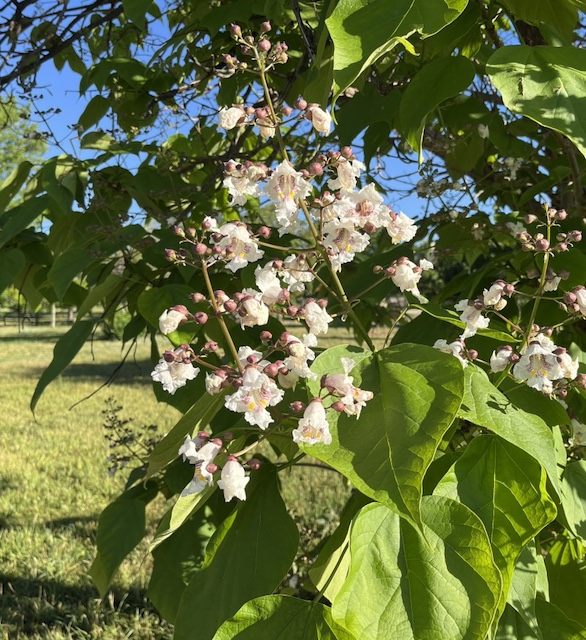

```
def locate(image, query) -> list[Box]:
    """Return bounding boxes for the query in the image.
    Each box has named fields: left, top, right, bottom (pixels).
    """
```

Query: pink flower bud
left=194, top=242, right=207, bottom=255
left=211, top=438, right=223, bottom=447
left=263, top=363, right=279, bottom=377
left=260, top=331, right=272, bottom=343
left=340, top=146, right=353, bottom=159
left=248, top=458, right=261, bottom=470
left=467, top=350, right=478, bottom=360
left=172, top=225, right=185, bottom=237
left=224, top=300, right=238, bottom=313
left=556, top=209, right=567, bottom=221
left=206, top=463, right=218, bottom=474
left=258, top=38, right=271, bottom=52
left=204, top=341, right=219, bottom=351
left=286, top=306, right=298, bottom=317
left=165, top=249, right=177, bottom=261
left=260, top=21, right=271, bottom=33
left=536, top=238, right=550, bottom=252
left=524, top=214, right=537, bottom=224
left=332, top=401, right=346, bottom=412
left=290, top=401, right=305, bottom=412
left=309, top=162, right=323, bottom=176
left=257, top=225, right=271, bottom=239
left=230, top=24, right=242, bottom=38
left=163, top=350, right=175, bottom=363
left=190, top=292, right=206, bottom=304
left=564, top=292, right=577, bottom=304
left=295, top=98, right=307, bottom=111
left=195, top=312, right=208, bottom=324
left=281, top=106, right=292, bottom=117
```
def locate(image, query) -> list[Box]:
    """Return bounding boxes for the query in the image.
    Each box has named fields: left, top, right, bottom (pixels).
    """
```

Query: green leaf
left=435, top=436, right=556, bottom=614
left=146, top=391, right=226, bottom=478
left=301, top=344, right=464, bottom=530
left=47, top=248, right=94, bottom=301
left=535, top=598, right=586, bottom=639
left=308, top=492, right=370, bottom=603
left=496, top=604, right=540, bottom=639
left=89, top=482, right=158, bottom=596
left=332, top=497, right=502, bottom=640
left=0, top=195, right=51, bottom=249
left=545, top=536, right=586, bottom=628
left=507, top=544, right=543, bottom=638
left=487, top=46, right=586, bottom=159
left=499, top=0, right=578, bottom=43
left=213, top=596, right=355, bottom=640
left=458, top=367, right=562, bottom=501
left=123, top=0, right=152, bottom=30
left=173, top=465, right=299, bottom=640
left=399, top=56, right=475, bottom=154
left=148, top=505, right=216, bottom=623
left=326, top=0, right=468, bottom=104
left=76, top=273, right=124, bottom=319
left=561, top=461, right=586, bottom=543
left=78, top=95, right=110, bottom=131
left=0, top=248, right=25, bottom=293
left=0, top=161, right=33, bottom=214
left=31, top=320, right=95, bottom=412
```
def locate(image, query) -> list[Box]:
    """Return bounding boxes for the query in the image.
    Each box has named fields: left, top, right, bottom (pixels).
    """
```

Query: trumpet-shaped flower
left=218, top=458, right=250, bottom=501
left=151, top=355, right=199, bottom=395
left=224, top=366, right=284, bottom=429
left=292, top=399, right=332, bottom=445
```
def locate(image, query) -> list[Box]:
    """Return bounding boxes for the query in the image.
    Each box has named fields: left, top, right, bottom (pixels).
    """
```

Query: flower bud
left=286, top=306, right=298, bottom=317
left=204, top=341, right=219, bottom=351
left=556, top=242, right=568, bottom=252
left=257, top=225, right=271, bottom=239
left=290, top=401, right=305, bottom=413
left=467, top=350, right=478, bottom=360
left=263, top=363, right=279, bottom=377
left=194, top=312, right=208, bottom=324
left=295, top=98, right=307, bottom=111
left=163, top=350, right=175, bottom=363
left=570, top=230, right=583, bottom=242
left=211, top=438, right=223, bottom=447
left=556, top=209, right=567, bottom=221
left=340, top=146, right=353, bottom=159
left=281, top=106, right=292, bottom=117
left=309, top=162, right=323, bottom=176
left=194, top=242, right=207, bottom=255
left=564, top=292, right=577, bottom=305
left=165, top=249, right=177, bottom=261
left=172, top=225, right=185, bottom=237
left=230, top=23, right=242, bottom=38
left=535, top=238, right=550, bottom=252
left=258, top=38, right=271, bottom=52
left=206, top=463, right=218, bottom=475
left=524, top=214, right=537, bottom=224
left=260, top=330, right=272, bottom=343
left=332, top=401, right=346, bottom=412
left=224, top=300, right=238, bottom=313
left=260, top=21, right=271, bottom=33
left=248, top=458, right=261, bottom=470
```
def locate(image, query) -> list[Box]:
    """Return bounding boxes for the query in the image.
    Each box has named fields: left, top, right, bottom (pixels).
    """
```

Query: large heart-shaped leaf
left=332, top=497, right=502, bottom=640
left=213, top=596, right=355, bottom=640
left=301, top=344, right=464, bottom=530
left=435, top=436, right=556, bottom=614
left=173, top=465, right=299, bottom=640
left=487, top=46, right=586, bottom=159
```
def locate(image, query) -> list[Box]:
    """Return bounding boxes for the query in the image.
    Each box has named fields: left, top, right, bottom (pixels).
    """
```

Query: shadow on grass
left=10, top=360, right=155, bottom=386
left=0, top=575, right=172, bottom=639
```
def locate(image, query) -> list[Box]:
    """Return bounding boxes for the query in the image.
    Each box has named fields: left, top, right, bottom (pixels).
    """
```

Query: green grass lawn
left=0, top=325, right=357, bottom=639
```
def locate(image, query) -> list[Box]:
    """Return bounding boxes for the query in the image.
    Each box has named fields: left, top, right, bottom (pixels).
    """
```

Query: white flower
left=576, top=288, right=586, bottom=316
left=327, top=159, right=365, bottom=191
left=391, top=259, right=432, bottom=303
left=224, top=367, right=284, bottom=429
left=281, top=254, right=315, bottom=292
left=477, top=124, right=490, bottom=139
left=322, top=219, right=370, bottom=271
left=238, top=295, right=269, bottom=329
left=490, top=347, right=513, bottom=373
left=503, top=157, right=522, bottom=180
left=265, top=161, right=311, bottom=226
left=180, top=439, right=222, bottom=496
left=323, top=358, right=373, bottom=418
left=223, top=162, right=265, bottom=206
left=303, top=300, right=333, bottom=336
left=218, top=458, right=250, bottom=501
left=512, top=335, right=564, bottom=394
left=159, top=307, right=188, bottom=335
left=483, top=282, right=507, bottom=310
left=386, top=211, right=417, bottom=245
left=306, top=105, right=331, bottom=134
left=558, top=350, right=579, bottom=380
left=205, top=371, right=225, bottom=395
left=256, top=117, right=276, bottom=138
left=211, top=222, right=264, bottom=272
left=455, top=299, right=490, bottom=339
left=292, top=399, right=332, bottom=445
left=283, top=334, right=317, bottom=381
left=345, top=184, right=387, bottom=229
left=151, top=355, right=199, bottom=395
left=543, top=271, right=561, bottom=292
left=433, top=339, right=468, bottom=367
left=218, top=106, right=246, bottom=130
left=237, top=346, right=267, bottom=369
left=178, top=433, right=209, bottom=462
left=254, top=264, right=282, bottom=305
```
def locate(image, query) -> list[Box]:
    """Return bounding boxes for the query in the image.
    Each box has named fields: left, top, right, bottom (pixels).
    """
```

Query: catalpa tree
left=1, top=1, right=586, bottom=639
